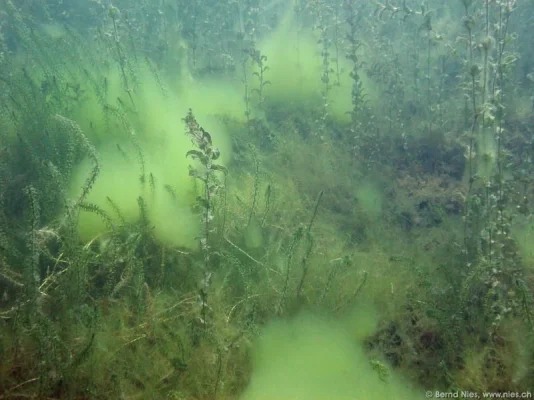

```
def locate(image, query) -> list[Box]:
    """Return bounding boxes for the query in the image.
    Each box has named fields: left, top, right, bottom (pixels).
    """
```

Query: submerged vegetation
left=0, top=0, right=533, bottom=398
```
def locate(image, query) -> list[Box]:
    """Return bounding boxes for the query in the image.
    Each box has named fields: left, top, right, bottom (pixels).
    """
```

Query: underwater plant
left=184, top=109, right=228, bottom=329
